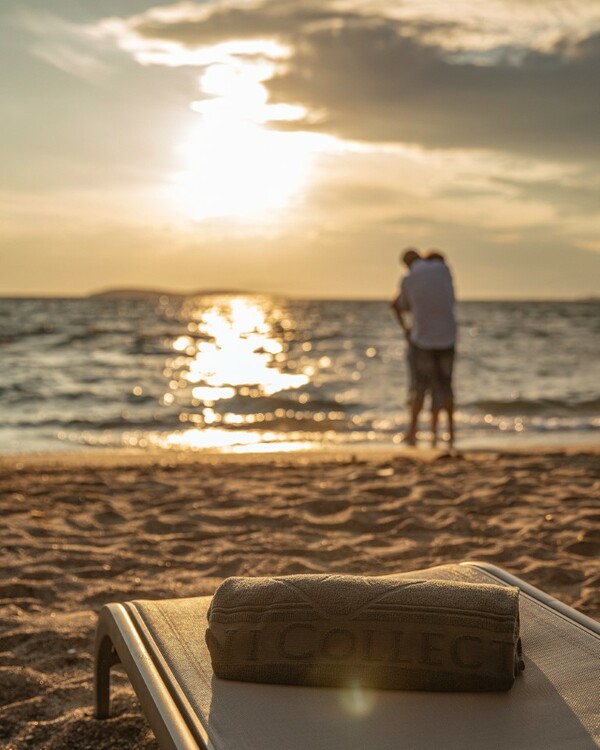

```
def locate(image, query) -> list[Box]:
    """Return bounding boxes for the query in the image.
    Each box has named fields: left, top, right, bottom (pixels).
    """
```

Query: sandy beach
left=1, top=447, right=599, bottom=749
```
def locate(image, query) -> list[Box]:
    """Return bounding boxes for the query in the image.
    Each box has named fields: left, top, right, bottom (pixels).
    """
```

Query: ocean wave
left=213, top=394, right=348, bottom=413
left=3, top=415, right=183, bottom=431
left=468, top=397, right=600, bottom=415
left=2, top=296, right=599, bottom=452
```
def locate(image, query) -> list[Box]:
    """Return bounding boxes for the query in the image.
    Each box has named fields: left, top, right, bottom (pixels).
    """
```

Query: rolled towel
left=206, top=575, right=524, bottom=692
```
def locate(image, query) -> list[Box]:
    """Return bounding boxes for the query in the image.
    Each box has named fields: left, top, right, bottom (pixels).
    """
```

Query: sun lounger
left=94, top=562, right=600, bottom=749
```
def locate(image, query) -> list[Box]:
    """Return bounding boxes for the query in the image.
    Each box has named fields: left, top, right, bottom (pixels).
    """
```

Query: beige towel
left=206, top=574, right=524, bottom=691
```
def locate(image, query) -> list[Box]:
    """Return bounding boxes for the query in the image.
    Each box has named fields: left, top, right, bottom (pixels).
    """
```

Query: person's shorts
left=407, top=343, right=454, bottom=409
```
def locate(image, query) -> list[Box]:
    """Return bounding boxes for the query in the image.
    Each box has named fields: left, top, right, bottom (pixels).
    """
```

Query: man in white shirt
left=391, top=248, right=457, bottom=448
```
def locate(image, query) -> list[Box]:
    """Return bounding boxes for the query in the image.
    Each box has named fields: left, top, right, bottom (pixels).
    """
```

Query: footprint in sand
left=564, top=539, right=600, bottom=557
left=0, top=666, right=48, bottom=705
left=94, top=509, right=126, bottom=526
left=302, top=498, right=350, bottom=516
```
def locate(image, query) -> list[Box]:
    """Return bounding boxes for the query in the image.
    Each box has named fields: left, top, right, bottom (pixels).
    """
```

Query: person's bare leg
left=431, top=407, right=439, bottom=448
left=446, top=400, right=455, bottom=449
left=406, top=397, right=423, bottom=445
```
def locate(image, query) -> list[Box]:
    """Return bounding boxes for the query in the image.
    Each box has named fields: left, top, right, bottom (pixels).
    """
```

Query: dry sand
left=1, top=447, right=599, bottom=749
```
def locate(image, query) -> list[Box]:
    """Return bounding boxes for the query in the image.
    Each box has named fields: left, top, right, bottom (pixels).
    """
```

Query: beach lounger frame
left=94, top=562, right=600, bottom=750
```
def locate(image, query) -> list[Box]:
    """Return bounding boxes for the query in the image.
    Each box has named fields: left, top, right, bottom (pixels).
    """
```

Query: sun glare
left=171, top=54, right=317, bottom=221
left=157, top=296, right=316, bottom=451
left=180, top=297, right=310, bottom=396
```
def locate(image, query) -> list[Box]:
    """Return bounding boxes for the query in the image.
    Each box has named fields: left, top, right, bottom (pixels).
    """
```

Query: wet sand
left=1, top=448, right=599, bottom=748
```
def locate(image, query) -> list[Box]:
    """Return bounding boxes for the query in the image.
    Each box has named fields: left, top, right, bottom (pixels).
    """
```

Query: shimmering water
left=1, top=294, right=598, bottom=453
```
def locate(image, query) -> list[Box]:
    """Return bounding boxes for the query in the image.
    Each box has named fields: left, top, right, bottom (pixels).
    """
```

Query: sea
left=0, top=294, right=598, bottom=454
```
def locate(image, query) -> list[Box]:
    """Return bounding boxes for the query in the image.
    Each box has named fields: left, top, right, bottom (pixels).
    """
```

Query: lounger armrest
left=462, top=562, right=600, bottom=635
left=94, top=603, right=203, bottom=750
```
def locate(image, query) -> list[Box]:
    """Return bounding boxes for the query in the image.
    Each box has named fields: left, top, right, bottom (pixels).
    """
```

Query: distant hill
left=88, top=288, right=252, bottom=299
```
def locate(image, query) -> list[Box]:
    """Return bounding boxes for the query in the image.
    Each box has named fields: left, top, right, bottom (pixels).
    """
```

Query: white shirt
left=395, top=259, right=456, bottom=349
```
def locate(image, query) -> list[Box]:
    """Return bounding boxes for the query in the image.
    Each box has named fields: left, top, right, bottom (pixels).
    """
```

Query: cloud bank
left=106, top=0, right=600, bottom=163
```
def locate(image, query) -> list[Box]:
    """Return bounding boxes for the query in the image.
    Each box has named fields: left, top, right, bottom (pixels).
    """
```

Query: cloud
left=130, top=1, right=364, bottom=46
left=491, top=173, right=600, bottom=217
left=13, top=8, right=115, bottom=83
left=269, top=22, right=600, bottom=162
left=105, top=0, right=600, bottom=164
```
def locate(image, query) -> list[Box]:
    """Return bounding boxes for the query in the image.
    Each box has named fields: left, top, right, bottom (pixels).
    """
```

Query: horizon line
left=0, top=288, right=597, bottom=303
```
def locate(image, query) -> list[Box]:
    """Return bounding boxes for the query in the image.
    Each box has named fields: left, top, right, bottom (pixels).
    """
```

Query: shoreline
left=1, top=440, right=599, bottom=472
left=3, top=424, right=598, bottom=462
left=1, top=445, right=598, bottom=748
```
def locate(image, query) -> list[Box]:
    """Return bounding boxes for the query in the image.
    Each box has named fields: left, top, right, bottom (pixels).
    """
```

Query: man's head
left=401, top=247, right=420, bottom=268
left=425, top=249, right=446, bottom=263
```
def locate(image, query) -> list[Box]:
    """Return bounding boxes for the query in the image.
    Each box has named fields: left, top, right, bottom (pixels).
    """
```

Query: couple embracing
left=391, top=248, right=457, bottom=449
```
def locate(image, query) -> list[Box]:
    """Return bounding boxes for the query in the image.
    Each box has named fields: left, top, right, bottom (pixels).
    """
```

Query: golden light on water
left=181, top=298, right=310, bottom=397
left=190, top=386, right=236, bottom=402
left=160, top=296, right=315, bottom=451
left=162, top=427, right=316, bottom=453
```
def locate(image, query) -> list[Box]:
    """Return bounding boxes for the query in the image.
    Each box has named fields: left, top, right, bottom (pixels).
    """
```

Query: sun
left=170, top=53, right=318, bottom=221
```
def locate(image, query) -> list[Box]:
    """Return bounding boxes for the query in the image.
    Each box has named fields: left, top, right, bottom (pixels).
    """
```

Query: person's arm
left=390, top=289, right=411, bottom=340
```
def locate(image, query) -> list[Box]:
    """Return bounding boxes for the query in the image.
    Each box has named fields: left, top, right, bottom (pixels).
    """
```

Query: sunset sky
left=1, top=0, right=599, bottom=299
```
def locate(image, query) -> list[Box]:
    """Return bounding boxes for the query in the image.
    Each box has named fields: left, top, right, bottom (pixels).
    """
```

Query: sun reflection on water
left=163, top=427, right=316, bottom=453
left=160, top=296, right=315, bottom=451
left=181, top=297, right=309, bottom=396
